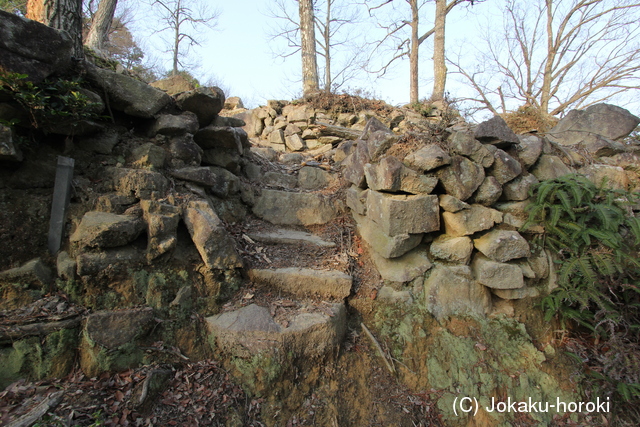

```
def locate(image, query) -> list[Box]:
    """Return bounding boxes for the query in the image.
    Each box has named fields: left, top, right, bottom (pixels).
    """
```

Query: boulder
left=264, top=171, right=297, bottom=189
left=403, top=144, right=451, bottom=172
left=473, top=229, right=530, bottom=263
left=211, top=115, right=246, bottom=128
left=369, top=245, right=433, bottom=283
left=474, top=115, right=519, bottom=146
left=248, top=268, right=352, bottom=299
left=488, top=149, right=522, bottom=184
left=85, top=63, right=171, bottom=118
left=150, top=75, right=196, bottom=96
left=169, top=134, right=203, bottom=168
left=471, top=254, right=524, bottom=289
left=438, top=194, right=469, bottom=213
left=151, top=112, right=199, bottom=136
left=285, top=133, right=305, bottom=151
left=70, top=211, right=144, bottom=249
left=56, top=251, right=76, bottom=281
left=354, top=214, right=422, bottom=259
left=364, top=156, right=437, bottom=194
left=501, top=173, right=539, bottom=201
left=0, top=10, right=72, bottom=81
left=194, top=125, right=249, bottom=154
left=514, top=135, right=543, bottom=169
left=170, top=166, right=239, bottom=198
left=342, top=141, right=370, bottom=187
left=175, top=87, right=225, bottom=127
left=253, top=189, right=337, bottom=226
left=298, top=166, right=332, bottom=190
left=547, top=104, right=640, bottom=146
left=423, top=265, right=492, bottom=320
left=131, top=143, right=166, bottom=169
left=224, top=96, right=244, bottom=110
left=201, top=148, right=241, bottom=172
left=0, top=258, right=52, bottom=287
left=140, top=200, right=181, bottom=261
left=77, top=126, right=120, bottom=155
left=182, top=200, right=243, bottom=269
left=0, top=124, right=23, bottom=162
left=76, top=247, right=145, bottom=276
left=437, top=155, right=485, bottom=201
left=429, top=235, right=474, bottom=264
left=94, top=195, right=138, bottom=214
left=284, top=104, right=315, bottom=122
left=85, top=308, right=154, bottom=350
left=366, top=131, right=400, bottom=161
left=345, top=187, right=368, bottom=216
left=366, top=190, right=440, bottom=236
left=442, top=205, right=502, bottom=237
left=448, top=131, right=494, bottom=167
left=530, top=155, right=573, bottom=181
left=113, top=168, right=169, bottom=199
left=493, top=201, right=541, bottom=232
left=468, top=176, right=502, bottom=206
left=578, top=164, right=630, bottom=190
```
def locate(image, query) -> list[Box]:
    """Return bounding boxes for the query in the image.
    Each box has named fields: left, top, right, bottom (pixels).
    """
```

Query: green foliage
left=522, top=174, right=640, bottom=403
left=408, top=100, right=436, bottom=117
left=0, top=71, right=102, bottom=130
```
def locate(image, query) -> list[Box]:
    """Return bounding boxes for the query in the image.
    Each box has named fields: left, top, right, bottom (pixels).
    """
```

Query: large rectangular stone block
left=366, top=191, right=439, bottom=236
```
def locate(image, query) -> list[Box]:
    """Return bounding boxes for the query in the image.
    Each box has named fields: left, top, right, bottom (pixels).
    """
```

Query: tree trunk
left=172, top=0, right=181, bottom=75
left=432, top=0, right=447, bottom=101
left=324, top=0, right=331, bottom=93
left=85, top=0, right=118, bottom=55
left=299, top=0, right=319, bottom=97
left=540, top=0, right=555, bottom=114
left=27, top=0, right=84, bottom=59
left=409, top=0, right=419, bottom=104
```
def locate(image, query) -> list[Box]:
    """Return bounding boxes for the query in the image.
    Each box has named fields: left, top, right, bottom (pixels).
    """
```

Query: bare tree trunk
left=324, top=0, right=331, bottom=93
left=299, top=0, right=319, bottom=97
left=85, top=0, right=118, bottom=54
left=27, top=0, right=84, bottom=59
left=432, top=0, right=447, bottom=101
left=540, top=0, right=554, bottom=114
left=409, top=0, right=419, bottom=104
left=172, top=0, right=181, bottom=75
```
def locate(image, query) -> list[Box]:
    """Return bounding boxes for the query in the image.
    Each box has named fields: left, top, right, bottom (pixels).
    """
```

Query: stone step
left=247, top=229, right=335, bottom=248
left=248, top=267, right=352, bottom=299
left=252, top=189, right=338, bottom=226
left=206, top=302, right=346, bottom=359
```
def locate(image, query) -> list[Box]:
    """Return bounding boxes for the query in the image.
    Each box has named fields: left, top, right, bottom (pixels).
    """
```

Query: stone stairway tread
left=247, top=229, right=336, bottom=248
left=248, top=267, right=352, bottom=299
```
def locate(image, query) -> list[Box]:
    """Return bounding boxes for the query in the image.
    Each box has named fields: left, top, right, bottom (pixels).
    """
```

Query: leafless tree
left=449, top=0, right=640, bottom=117
left=365, top=0, right=479, bottom=103
left=267, top=0, right=365, bottom=94
left=27, top=0, right=84, bottom=58
left=150, top=0, right=218, bottom=76
left=299, top=0, right=320, bottom=96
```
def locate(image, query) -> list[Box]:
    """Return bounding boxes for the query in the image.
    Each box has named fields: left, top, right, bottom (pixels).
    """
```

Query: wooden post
left=48, top=156, right=74, bottom=254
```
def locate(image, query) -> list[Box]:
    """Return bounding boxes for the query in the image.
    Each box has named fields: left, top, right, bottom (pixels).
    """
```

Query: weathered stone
left=85, top=63, right=171, bottom=118
left=113, top=168, right=169, bottom=199
left=279, top=152, right=305, bottom=164
left=285, top=104, right=315, bottom=122
left=284, top=123, right=302, bottom=137
left=366, top=131, right=400, bottom=161
left=501, top=173, right=539, bottom=201
left=429, top=235, right=474, bottom=264
left=285, top=133, right=305, bottom=151
left=268, top=129, right=285, bottom=145
left=492, top=286, right=540, bottom=300
left=264, top=171, right=297, bottom=189
left=360, top=117, right=391, bottom=140
left=488, top=149, right=522, bottom=184
left=175, top=87, right=225, bottom=127
left=442, top=205, right=502, bottom=237
left=547, top=104, right=640, bottom=146
left=342, top=141, right=369, bottom=188
left=334, top=140, right=356, bottom=163
left=70, top=211, right=143, bottom=249
left=318, top=136, right=342, bottom=145
left=471, top=254, right=524, bottom=289
left=76, top=247, right=144, bottom=276
left=201, top=147, right=241, bottom=172
left=364, top=156, right=436, bottom=194
left=253, top=189, right=337, bottom=226
left=94, top=195, right=137, bottom=214
left=248, top=229, right=335, bottom=248
left=169, top=134, right=203, bottom=168
left=182, top=200, right=242, bottom=269
left=354, top=214, right=422, bottom=259
left=578, top=164, right=629, bottom=190
left=0, top=124, right=22, bottom=162
left=76, top=126, right=120, bottom=155
left=140, top=200, right=180, bottom=261
left=170, top=166, right=238, bottom=198
left=370, top=245, right=432, bottom=283
left=468, top=176, right=502, bottom=206
left=56, top=251, right=76, bottom=281
left=423, top=265, right=491, bottom=320
left=474, top=229, right=530, bottom=263
left=0, top=10, right=72, bottom=82
left=474, top=116, right=519, bottom=146
left=0, top=258, right=52, bottom=287
left=248, top=268, right=351, bottom=299
left=493, top=201, right=541, bottom=232
left=250, top=146, right=278, bottom=162
left=448, top=131, right=494, bottom=167
left=345, top=187, right=368, bottom=215
left=151, top=112, right=199, bottom=136
left=131, top=143, right=165, bottom=169
left=366, top=191, right=440, bottom=236
left=224, top=96, right=244, bottom=110
left=530, top=155, right=573, bottom=181
left=85, top=308, right=154, bottom=350
left=515, top=135, right=543, bottom=169
left=377, top=286, right=413, bottom=305
left=438, top=194, right=469, bottom=213
left=437, top=155, right=485, bottom=201
left=211, top=115, right=246, bottom=128
left=404, top=144, right=451, bottom=172
left=298, top=166, right=332, bottom=190
left=150, top=75, right=196, bottom=96
left=194, top=125, right=248, bottom=154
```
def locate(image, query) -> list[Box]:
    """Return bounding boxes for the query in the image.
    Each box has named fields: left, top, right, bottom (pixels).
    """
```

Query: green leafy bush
left=522, top=174, right=640, bottom=408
